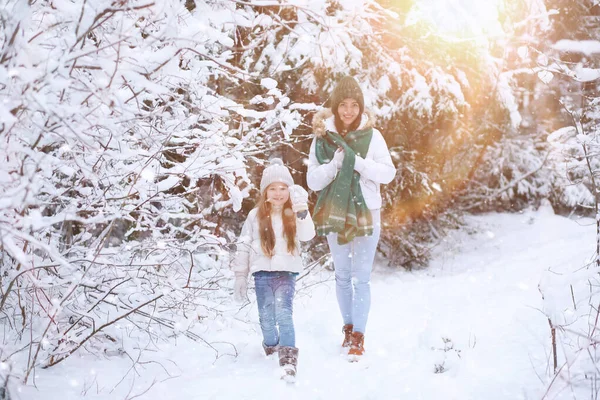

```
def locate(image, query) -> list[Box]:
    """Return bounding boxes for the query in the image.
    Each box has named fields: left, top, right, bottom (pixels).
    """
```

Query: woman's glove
left=233, top=276, right=248, bottom=303
left=331, top=148, right=345, bottom=170
left=288, top=184, right=309, bottom=213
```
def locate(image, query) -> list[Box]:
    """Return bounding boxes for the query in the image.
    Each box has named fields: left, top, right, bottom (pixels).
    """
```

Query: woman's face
left=265, top=183, right=289, bottom=207
left=337, top=98, right=361, bottom=128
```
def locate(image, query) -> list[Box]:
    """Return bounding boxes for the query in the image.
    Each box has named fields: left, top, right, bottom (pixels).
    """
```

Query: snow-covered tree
left=0, top=0, right=303, bottom=384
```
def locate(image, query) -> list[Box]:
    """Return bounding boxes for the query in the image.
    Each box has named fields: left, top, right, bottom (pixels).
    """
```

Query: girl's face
left=265, top=183, right=290, bottom=207
left=337, top=98, right=360, bottom=128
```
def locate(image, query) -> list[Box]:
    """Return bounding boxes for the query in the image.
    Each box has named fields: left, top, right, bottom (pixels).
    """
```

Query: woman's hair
left=256, top=191, right=297, bottom=258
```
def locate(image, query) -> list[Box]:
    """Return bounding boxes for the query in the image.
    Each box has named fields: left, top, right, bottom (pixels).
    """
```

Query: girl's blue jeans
left=253, top=271, right=298, bottom=348
left=326, top=209, right=381, bottom=334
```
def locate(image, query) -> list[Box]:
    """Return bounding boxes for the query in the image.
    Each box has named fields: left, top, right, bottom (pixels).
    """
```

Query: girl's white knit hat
left=260, top=158, right=294, bottom=193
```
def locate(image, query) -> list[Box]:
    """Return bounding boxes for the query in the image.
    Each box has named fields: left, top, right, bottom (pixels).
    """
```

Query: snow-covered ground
left=19, top=209, right=594, bottom=400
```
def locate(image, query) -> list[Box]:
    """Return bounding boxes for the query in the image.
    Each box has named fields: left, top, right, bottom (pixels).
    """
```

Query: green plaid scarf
left=313, top=128, right=373, bottom=245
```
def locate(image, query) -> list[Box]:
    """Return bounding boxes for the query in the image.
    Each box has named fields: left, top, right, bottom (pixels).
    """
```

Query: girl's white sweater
left=231, top=208, right=315, bottom=281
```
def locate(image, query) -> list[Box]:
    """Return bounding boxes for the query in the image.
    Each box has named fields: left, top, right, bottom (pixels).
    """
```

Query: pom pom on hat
left=260, top=158, right=294, bottom=193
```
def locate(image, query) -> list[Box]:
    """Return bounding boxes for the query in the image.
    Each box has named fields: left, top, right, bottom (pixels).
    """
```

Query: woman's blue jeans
left=253, top=271, right=297, bottom=348
left=326, top=209, right=381, bottom=334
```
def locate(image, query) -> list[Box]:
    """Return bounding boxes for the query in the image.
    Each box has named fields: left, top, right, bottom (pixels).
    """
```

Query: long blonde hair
left=256, top=191, right=297, bottom=258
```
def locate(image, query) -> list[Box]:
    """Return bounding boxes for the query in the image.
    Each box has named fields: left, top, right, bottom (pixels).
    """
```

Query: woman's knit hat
left=260, top=158, right=294, bottom=193
left=330, top=76, right=364, bottom=117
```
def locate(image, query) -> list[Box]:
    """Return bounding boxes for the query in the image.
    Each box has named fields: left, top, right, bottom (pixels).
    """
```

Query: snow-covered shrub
left=539, top=259, right=600, bottom=398
left=533, top=2, right=600, bottom=397
left=0, top=0, right=299, bottom=383
left=462, top=131, right=555, bottom=212
left=372, top=26, right=511, bottom=267
left=546, top=125, right=596, bottom=211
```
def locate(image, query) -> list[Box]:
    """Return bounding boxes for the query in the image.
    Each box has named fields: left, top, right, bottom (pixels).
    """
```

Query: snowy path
left=25, top=211, right=594, bottom=400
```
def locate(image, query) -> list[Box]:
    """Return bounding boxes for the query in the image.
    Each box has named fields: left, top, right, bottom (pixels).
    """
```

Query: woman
left=307, top=76, right=396, bottom=361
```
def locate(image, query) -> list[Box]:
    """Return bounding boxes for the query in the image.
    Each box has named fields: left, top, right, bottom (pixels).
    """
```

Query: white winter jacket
left=231, top=208, right=315, bottom=280
left=307, top=109, right=396, bottom=210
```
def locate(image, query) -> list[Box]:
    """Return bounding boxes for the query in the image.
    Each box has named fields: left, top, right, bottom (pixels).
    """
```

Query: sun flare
left=409, top=0, right=505, bottom=40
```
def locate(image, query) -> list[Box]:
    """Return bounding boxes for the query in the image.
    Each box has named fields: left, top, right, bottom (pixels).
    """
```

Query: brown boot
left=262, top=342, right=279, bottom=356
left=348, top=331, right=364, bottom=360
left=342, top=324, right=353, bottom=348
left=278, top=346, right=299, bottom=382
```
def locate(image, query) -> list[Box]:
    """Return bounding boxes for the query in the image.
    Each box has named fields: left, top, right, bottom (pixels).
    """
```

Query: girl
left=232, top=158, right=315, bottom=381
left=307, top=76, right=396, bottom=361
